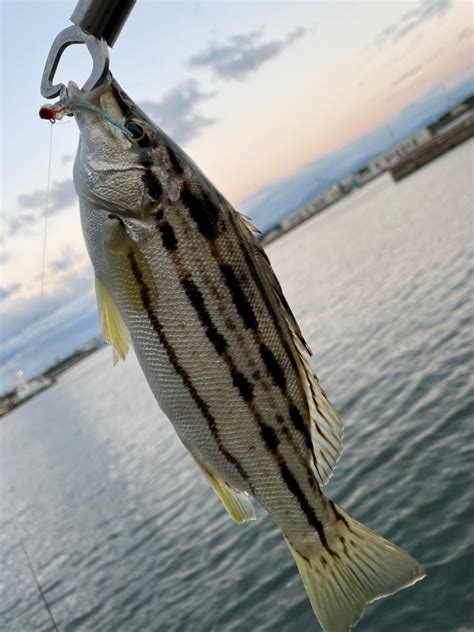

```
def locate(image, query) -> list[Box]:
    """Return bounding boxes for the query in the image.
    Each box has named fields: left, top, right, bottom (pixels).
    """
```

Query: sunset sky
left=1, top=0, right=473, bottom=392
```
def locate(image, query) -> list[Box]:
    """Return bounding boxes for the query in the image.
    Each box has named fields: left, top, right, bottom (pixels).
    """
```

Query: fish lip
left=67, top=80, right=84, bottom=99
left=67, top=74, right=113, bottom=103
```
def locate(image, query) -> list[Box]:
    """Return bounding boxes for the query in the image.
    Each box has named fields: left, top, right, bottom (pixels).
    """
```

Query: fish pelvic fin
left=95, top=275, right=130, bottom=364
left=285, top=503, right=426, bottom=632
left=193, top=455, right=256, bottom=524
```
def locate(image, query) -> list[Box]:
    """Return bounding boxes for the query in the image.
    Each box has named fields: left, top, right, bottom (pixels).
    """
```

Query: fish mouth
left=67, top=75, right=113, bottom=103
left=67, top=80, right=84, bottom=99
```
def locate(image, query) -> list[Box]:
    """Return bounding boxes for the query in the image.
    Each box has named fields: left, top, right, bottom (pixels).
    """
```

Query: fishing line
left=40, top=97, right=132, bottom=137
left=40, top=123, right=54, bottom=302
left=15, top=523, right=60, bottom=632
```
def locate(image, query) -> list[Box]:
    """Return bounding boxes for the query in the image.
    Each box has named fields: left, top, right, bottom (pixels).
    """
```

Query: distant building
left=258, top=93, right=473, bottom=245
left=367, top=128, right=433, bottom=177
left=12, top=376, right=53, bottom=405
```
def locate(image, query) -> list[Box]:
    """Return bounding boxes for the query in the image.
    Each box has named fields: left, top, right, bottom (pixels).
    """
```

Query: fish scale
left=67, top=74, right=425, bottom=632
left=157, top=200, right=315, bottom=499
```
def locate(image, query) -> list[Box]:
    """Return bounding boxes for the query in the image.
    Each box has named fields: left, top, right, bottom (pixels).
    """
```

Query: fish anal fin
left=193, top=454, right=256, bottom=524
left=95, top=275, right=130, bottom=364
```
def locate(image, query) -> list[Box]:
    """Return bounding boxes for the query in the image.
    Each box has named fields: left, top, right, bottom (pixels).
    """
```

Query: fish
left=63, top=74, right=425, bottom=631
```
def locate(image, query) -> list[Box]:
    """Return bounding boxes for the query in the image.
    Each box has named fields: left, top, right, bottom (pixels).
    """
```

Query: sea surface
left=1, top=140, right=473, bottom=632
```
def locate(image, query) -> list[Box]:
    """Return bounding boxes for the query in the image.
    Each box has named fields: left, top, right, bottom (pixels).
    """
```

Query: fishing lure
left=39, top=96, right=132, bottom=138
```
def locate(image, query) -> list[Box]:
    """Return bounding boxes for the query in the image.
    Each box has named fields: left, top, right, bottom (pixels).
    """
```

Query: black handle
left=70, top=0, right=137, bottom=47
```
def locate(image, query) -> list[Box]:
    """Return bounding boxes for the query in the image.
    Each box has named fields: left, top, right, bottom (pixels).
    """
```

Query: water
left=1, top=141, right=473, bottom=632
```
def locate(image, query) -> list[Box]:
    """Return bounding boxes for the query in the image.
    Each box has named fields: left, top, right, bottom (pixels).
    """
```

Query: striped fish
left=68, top=75, right=425, bottom=631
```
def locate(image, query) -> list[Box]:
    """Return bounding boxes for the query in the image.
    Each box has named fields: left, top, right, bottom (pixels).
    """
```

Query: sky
left=0, top=0, right=473, bottom=393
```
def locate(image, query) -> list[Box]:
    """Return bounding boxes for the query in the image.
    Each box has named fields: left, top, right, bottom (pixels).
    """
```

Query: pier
left=390, top=113, right=474, bottom=181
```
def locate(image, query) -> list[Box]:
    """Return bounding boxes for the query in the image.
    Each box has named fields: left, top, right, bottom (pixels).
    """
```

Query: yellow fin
left=104, top=217, right=158, bottom=313
left=193, top=454, right=256, bottom=524
left=286, top=504, right=425, bottom=632
left=95, top=275, right=130, bottom=364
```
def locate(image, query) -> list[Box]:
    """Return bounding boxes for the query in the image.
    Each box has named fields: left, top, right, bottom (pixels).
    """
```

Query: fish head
left=70, top=75, right=173, bottom=218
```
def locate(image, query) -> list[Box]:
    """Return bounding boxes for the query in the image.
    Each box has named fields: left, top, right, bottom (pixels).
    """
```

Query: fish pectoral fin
left=193, top=455, right=256, bottom=524
left=95, top=275, right=130, bottom=365
left=285, top=503, right=426, bottom=632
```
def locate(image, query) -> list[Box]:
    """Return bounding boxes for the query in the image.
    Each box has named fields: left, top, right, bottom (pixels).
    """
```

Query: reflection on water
left=1, top=141, right=473, bottom=631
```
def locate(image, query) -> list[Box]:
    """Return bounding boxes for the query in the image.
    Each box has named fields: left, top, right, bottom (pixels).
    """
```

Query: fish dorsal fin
left=235, top=212, right=309, bottom=352
left=238, top=212, right=262, bottom=236
left=284, top=314, right=343, bottom=486
left=235, top=212, right=343, bottom=486
left=95, top=275, right=130, bottom=365
left=192, top=452, right=256, bottom=524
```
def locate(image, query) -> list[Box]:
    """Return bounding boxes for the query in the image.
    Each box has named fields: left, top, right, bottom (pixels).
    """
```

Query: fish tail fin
left=285, top=503, right=426, bottom=632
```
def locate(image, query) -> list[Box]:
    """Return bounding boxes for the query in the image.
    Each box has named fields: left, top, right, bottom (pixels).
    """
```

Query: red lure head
left=39, top=105, right=57, bottom=123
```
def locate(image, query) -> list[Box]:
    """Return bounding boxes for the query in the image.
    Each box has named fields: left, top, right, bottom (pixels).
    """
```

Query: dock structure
left=390, top=113, right=474, bottom=181
left=258, top=96, right=473, bottom=246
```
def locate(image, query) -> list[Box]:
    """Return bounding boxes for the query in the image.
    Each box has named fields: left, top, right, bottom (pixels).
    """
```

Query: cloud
left=49, top=248, right=83, bottom=273
left=392, top=65, right=423, bottom=87
left=0, top=267, right=96, bottom=365
left=6, top=212, right=36, bottom=236
left=138, top=29, right=309, bottom=142
left=139, top=79, right=217, bottom=144
left=0, top=251, right=10, bottom=265
left=0, top=275, right=100, bottom=394
left=0, top=283, right=21, bottom=301
left=17, top=179, right=76, bottom=215
left=371, top=0, right=453, bottom=49
left=188, top=27, right=308, bottom=81
left=7, top=179, right=76, bottom=235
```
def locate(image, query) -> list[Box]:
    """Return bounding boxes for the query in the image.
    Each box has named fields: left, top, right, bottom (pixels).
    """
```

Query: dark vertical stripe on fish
left=289, top=403, right=313, bottom=452
left=260, top=344, right=286, bottom=389
left=261, top=420, right=329, bottom=550
left=260, top=424, right=279, bottom=453
left=181, top=183, right=221, bottom=240
left=165, top=144, right=184, bottom=175
left=160, top=222, right=178, bottom=251
left=181, top=277, right=227, bottom=355
left=231, top=370, right=254, bottom=402
left=154, top=207, right=178, bottom=252
left=141, top=168, right=163, bottom=201
left=278, top=462, right=330, bottom=551
left=179, top=275, right=254, bottom=402
left=126, top=250, right=251, bottom=489
left=219, top=265, right=257, bottom=330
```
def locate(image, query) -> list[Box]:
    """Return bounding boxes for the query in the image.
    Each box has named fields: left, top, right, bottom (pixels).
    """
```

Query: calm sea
left=1, top=140, right=473, bottom=632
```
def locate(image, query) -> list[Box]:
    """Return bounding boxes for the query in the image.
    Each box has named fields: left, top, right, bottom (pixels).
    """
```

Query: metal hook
left=40, top=25, right=109, bottom=99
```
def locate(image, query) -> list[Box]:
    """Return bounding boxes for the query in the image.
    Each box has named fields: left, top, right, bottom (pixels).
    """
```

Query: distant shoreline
left=0, top=340, right=105, bottom=417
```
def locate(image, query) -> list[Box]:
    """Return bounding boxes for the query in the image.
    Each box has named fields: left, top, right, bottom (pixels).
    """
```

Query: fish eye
left=125, top=121, right=146, bottom=141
